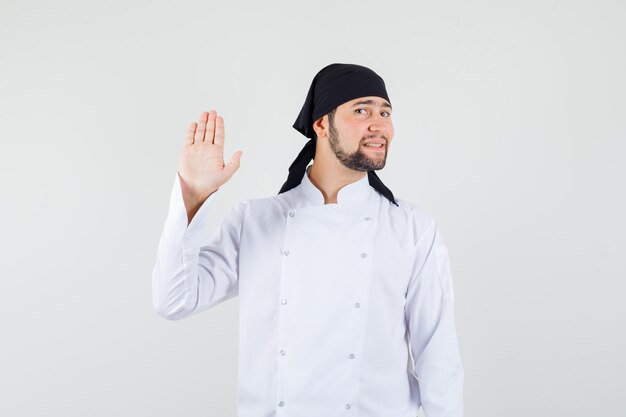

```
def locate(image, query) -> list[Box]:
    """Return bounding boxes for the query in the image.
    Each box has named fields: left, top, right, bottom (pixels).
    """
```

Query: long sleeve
left=152, top=172, right=244, bottom=320
left=404, top=220, right=464, bottom=417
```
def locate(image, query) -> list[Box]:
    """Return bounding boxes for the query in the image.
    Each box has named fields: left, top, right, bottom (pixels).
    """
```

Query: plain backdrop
left=1, top=0, right=624, bottom=416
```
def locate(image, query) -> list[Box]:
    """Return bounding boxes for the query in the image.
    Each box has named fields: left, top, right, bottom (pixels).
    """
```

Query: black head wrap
left=278, top=63, right=399, bottom=206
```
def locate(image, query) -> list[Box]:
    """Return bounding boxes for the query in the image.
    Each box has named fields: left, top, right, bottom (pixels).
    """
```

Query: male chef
left=152, top=63, right=464, bottom=417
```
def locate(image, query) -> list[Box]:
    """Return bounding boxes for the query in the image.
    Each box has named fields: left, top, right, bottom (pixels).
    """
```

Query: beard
left=327, top=119, right=387, bottom=172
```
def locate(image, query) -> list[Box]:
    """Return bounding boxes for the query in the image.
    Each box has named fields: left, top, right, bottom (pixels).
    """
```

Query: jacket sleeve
left=152, top=172, right=244, bottom=320
left=404, top=219, right=464, bottom=417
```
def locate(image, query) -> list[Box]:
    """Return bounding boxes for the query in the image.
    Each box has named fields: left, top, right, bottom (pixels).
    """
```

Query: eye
left=355, top=108, right=367, bottom=114
left=381, top=111, right=391, bottom=117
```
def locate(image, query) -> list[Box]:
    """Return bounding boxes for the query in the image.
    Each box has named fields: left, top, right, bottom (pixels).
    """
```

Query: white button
left=281, top=299, right=288, bottom=305
left=280, top=349, right=286, bottom=356
left=345, top=403, right=351, bottom=409
left=364, top=216, right=371, bottom=221
left=349, top=353, right=355, bottom=359
left=278, top=400, right=285, bottom=407
left=283, top=250, right=290, bottom=256
left=360, top=252, right=367, bottom=258
left=289, top=210, right=295, bottom=217
left=354, top=302, right=360, bottom=308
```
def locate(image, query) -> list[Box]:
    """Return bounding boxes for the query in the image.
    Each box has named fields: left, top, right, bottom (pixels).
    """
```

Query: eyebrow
left=351, top=99, right=393, bottom=110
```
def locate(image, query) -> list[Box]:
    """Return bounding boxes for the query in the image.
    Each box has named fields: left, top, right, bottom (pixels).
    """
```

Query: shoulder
left=383, top=195, right=438, bottom=247
left=394, top=196, right=436, bottom=224
left=234, top=191, right=293, bottom=220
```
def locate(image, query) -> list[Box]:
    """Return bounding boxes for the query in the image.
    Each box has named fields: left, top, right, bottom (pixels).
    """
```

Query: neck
left=308, top=152, right=367, bottom=205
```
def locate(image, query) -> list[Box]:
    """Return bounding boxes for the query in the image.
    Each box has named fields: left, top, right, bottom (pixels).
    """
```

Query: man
left=152, top=63, right=464, bottom=417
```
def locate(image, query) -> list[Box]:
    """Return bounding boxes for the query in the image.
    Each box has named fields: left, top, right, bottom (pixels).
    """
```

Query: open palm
left=178, top=110, right=242, bottom=199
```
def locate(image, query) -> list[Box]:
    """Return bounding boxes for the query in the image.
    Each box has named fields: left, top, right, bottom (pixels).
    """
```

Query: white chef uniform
left=152, top=164, right=464, bottom=417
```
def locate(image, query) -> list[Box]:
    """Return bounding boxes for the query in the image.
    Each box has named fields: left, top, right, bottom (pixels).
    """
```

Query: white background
left=1, top=0, right=624, bottom=416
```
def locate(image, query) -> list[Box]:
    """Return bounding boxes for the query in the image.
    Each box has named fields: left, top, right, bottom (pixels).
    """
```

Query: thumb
left=223, top=150, right=242, bottom=181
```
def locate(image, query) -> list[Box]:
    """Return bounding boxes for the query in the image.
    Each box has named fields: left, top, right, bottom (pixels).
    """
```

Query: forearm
left=152, top=173, right=217, bottom=319
left=152, top=172, right=242, bottom=320
left=414, top=298, right=464, bottom=416
left=152, top=236, right=199, bottom=320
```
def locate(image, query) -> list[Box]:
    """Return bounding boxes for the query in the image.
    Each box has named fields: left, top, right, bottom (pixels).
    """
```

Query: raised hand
left=178, top=110, right=242, bottom=222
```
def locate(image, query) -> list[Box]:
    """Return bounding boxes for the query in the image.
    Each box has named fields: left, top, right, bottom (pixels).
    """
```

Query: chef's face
left=326, top=96, right=394, bottom=171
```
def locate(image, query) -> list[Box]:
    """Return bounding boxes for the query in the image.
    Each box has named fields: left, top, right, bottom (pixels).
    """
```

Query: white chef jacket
left=152, top=164, right=464, bottom=417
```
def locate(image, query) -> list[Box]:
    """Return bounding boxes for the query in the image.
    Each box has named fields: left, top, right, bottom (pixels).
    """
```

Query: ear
left=312, top=115, right=327, bottom=140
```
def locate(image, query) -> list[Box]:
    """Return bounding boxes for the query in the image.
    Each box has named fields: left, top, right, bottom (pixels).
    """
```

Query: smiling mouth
left=363, top=144, right=385, bottom=151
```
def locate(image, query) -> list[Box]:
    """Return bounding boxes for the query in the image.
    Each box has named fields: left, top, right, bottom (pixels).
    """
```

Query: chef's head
left=291, top=63, right=394, bottom=171
left=278, top=63, right=398, bottom=206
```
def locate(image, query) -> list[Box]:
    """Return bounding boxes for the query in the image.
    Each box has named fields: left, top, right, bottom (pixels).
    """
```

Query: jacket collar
left=296, top=164, right=374, bottom=207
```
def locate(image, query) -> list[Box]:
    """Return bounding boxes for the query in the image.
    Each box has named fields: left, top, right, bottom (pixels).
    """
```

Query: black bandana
left=278, top=63, right=399, bottom=206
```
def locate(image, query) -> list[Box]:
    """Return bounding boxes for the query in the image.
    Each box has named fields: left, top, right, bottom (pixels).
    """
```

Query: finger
left=205, top=110, right=217, bottom=143
left=194, top=111, right=208, bottom=143
left=185, top=122, right=196, bottom=145
left=214, top=116, right=225, bottom=146
left=222, top=150, right=242, bottom=180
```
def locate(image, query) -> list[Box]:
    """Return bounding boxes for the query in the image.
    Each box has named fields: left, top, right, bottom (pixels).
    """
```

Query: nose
left=368, top=113, right=391, bottom=135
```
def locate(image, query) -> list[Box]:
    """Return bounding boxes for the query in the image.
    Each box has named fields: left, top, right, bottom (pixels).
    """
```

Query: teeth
left=365, top=143, right=383, bottom=147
